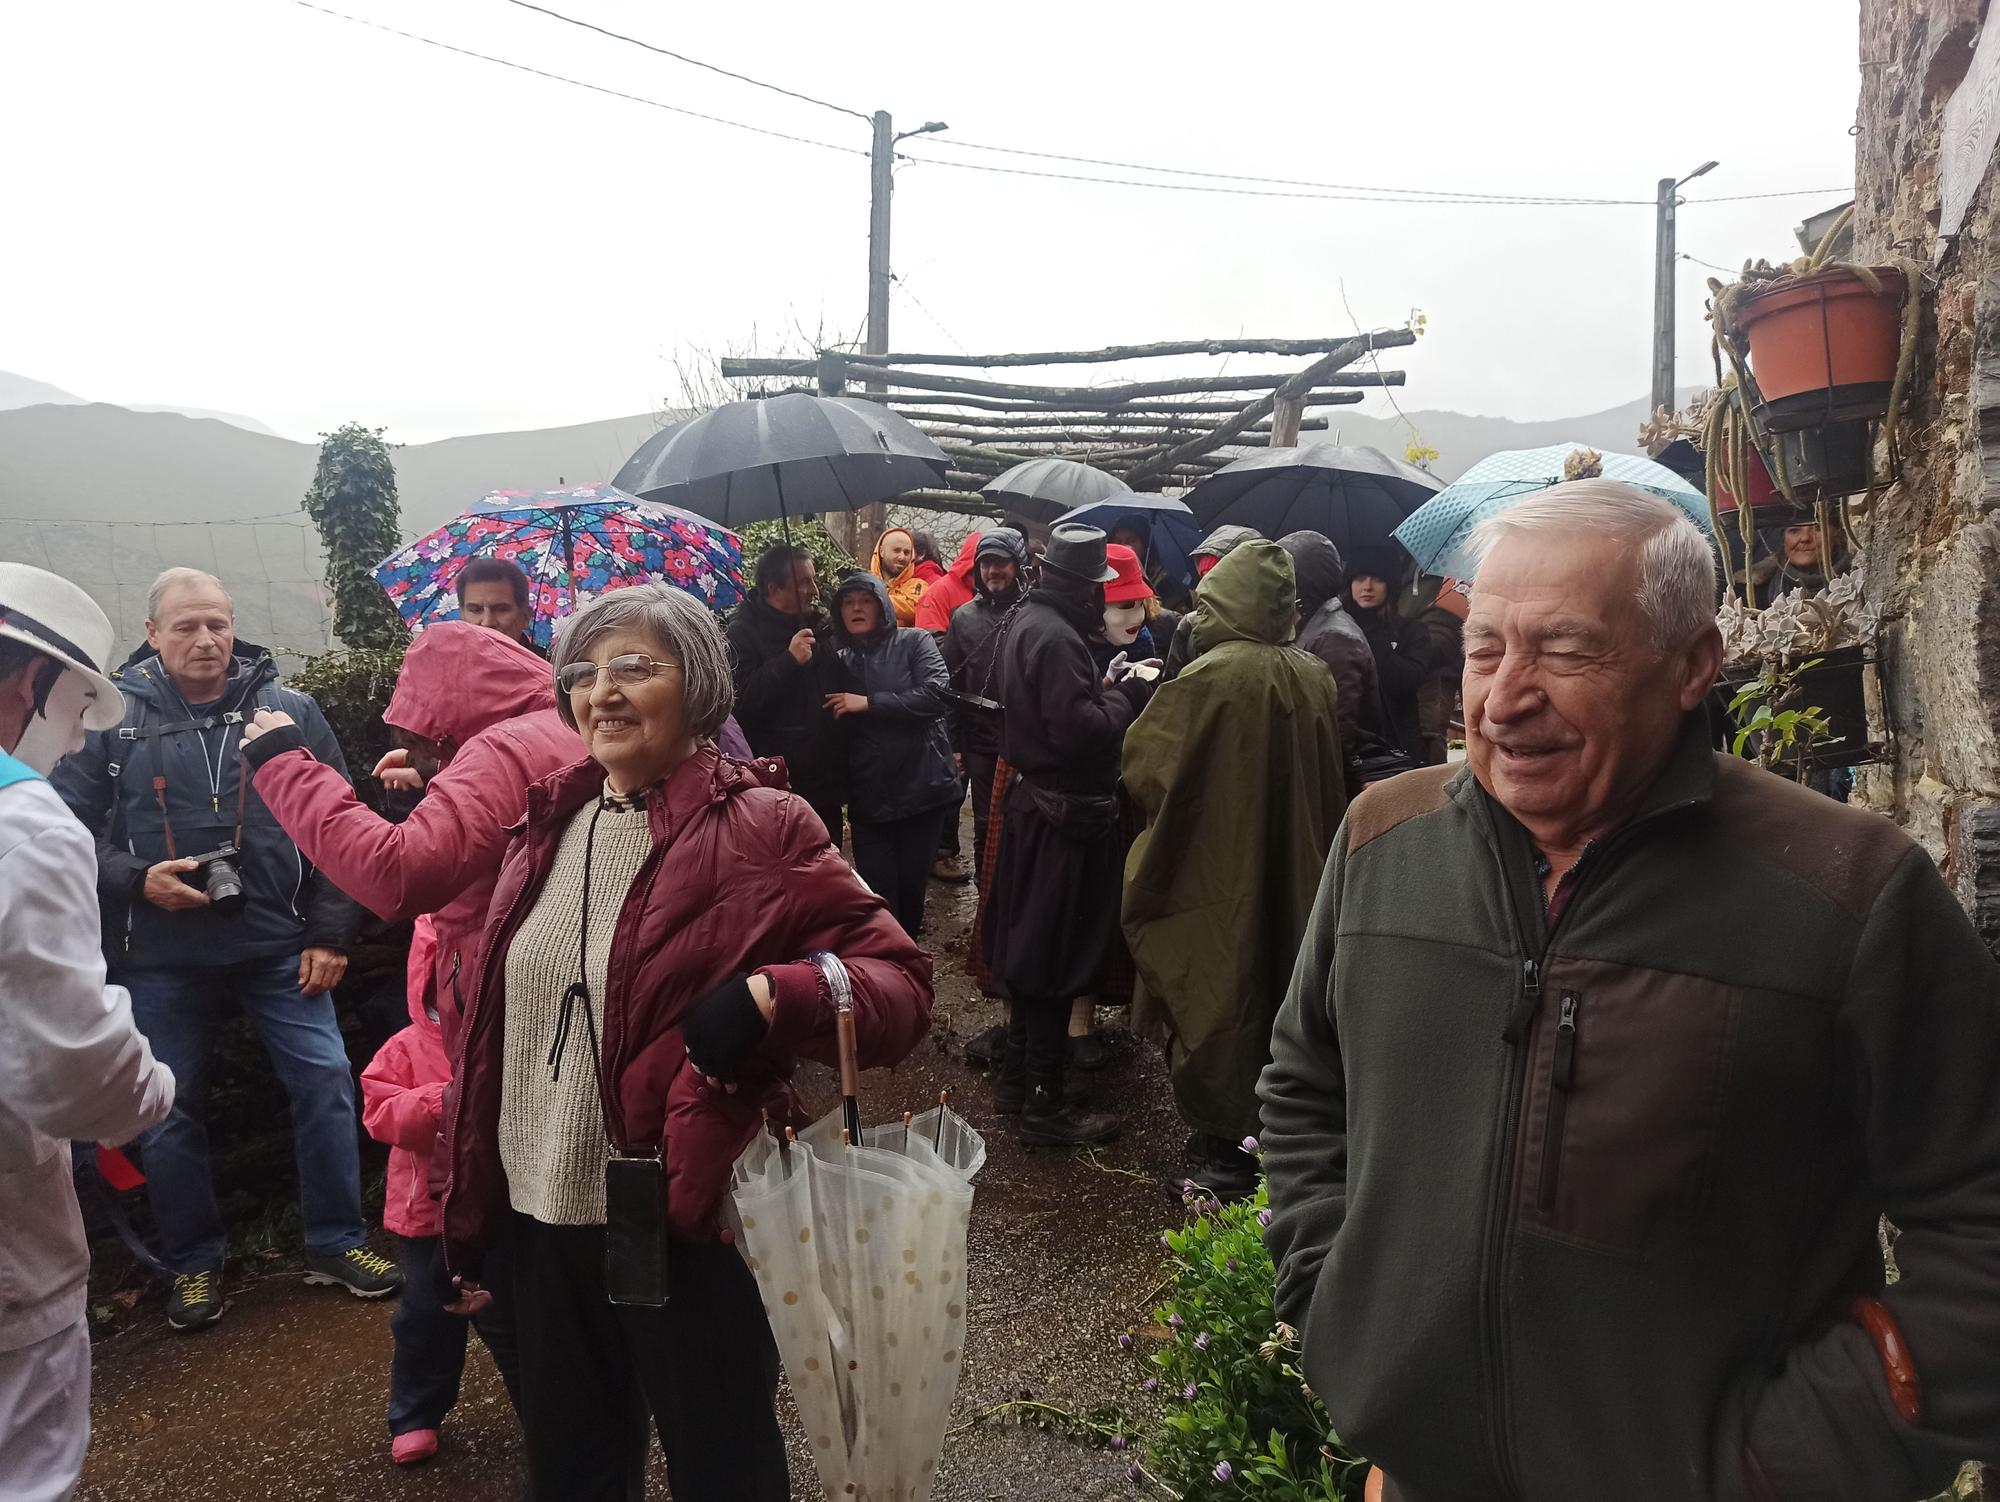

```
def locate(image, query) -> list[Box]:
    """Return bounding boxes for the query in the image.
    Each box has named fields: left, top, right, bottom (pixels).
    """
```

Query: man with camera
left=51, top=568, right=396, bottom=1332
left=0, top=564, right=175, bottom=1499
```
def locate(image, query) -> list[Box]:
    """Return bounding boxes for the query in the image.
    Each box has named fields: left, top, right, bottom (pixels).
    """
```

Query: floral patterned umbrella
left=372, top=482, right=744, bottom=649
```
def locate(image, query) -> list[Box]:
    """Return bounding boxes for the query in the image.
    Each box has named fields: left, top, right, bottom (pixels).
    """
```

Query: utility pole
left=844, top=111, right=946, bottom=561
left=1651, top=160, right=1718, bottom=431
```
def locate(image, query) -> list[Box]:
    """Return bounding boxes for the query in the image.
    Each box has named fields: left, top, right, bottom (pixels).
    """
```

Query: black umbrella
left=620, top=393, right=948, bottom=533
left=610, top=419, right=688, bottom=494
left=1183, top=443, right=1444, bottom=561
left=980, top=457, right=1131, bottom=526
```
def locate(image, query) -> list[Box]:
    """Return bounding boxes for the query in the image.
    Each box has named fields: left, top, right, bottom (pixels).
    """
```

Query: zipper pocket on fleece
left=1537, top=991, right=1582, bottom=1215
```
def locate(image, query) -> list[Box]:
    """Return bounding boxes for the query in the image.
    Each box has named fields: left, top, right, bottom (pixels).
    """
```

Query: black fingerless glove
left=683, top=974, right=770, bottom=1081
left=240, top=722, right=310, bottom=769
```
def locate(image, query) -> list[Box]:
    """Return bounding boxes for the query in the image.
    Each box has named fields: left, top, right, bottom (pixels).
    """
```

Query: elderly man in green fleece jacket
left=1258, top=478, right=2000, bottom=1502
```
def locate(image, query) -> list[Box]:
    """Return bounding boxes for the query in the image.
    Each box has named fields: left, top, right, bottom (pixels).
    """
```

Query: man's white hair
left=1467, top=479, right=1717, bottom=651
left=147, top=567, right=233, bottom=622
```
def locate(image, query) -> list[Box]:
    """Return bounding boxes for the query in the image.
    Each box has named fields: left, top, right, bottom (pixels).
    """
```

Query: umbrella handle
left=836, top=1010, right=861, bottom=1102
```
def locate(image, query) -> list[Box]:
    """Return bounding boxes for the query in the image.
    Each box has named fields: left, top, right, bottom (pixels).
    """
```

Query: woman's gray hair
left=551, top=584, right=735, bottom=738
left=1466, top=479, right=1718, bottom=652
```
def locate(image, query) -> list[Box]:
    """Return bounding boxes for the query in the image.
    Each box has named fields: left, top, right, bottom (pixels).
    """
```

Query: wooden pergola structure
left=721, top=329, right=1418, bottom=549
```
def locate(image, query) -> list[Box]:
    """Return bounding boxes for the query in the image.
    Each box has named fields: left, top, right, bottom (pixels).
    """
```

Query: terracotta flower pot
left=1737, top=267, right=1906, bottom=431
left=1713, top=446, right=1782, bottom=514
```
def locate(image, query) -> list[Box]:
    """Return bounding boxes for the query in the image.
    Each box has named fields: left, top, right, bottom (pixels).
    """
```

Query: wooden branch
left=835, top=354, right=1412, bottom=404
left=724, top=335, right=1385, bottom=377
left=901, top=410, right=1332, bottom=431
left=859, top=389, right=1367, bottom=415
left=915, top=419, right=1326, bottom=446
left=891, top=490, right=1008, bottom=517
left=1125, top=330, right=1412, bottom=486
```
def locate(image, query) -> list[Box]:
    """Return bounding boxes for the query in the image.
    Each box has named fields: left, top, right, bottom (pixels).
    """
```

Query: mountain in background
left=0, top=369, right=280, bottom=437
left=0, top=386, right=1686, bottom=660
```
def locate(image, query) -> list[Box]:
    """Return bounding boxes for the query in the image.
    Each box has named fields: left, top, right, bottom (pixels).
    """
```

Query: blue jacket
left=50, top=647, right=363, bottom=969
left=828, top=574, right=962, bottom=825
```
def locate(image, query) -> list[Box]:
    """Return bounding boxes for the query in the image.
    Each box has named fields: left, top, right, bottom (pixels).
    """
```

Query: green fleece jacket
left=1258, top=717, right=2000, bottom=1502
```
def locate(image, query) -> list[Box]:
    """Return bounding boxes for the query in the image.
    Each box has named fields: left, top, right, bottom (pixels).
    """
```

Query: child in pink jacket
left=360, top=918, right=519, bottom=1464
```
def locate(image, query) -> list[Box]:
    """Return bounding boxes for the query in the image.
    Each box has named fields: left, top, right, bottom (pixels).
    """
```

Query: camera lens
left=203, top=857, right=246, bottom=913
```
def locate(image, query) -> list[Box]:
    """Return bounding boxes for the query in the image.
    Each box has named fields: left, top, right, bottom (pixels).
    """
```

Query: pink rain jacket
left=253, top=623, right=584, bottom=1045
left=360, top=917, right=448, bottom=1238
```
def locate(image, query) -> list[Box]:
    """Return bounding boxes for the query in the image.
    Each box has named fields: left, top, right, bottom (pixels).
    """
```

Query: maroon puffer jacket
left=442, top=743, right=933, bottom=1269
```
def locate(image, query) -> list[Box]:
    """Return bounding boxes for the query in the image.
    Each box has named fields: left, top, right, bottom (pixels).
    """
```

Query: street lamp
left=1652, top=160, right=1720, bottom=424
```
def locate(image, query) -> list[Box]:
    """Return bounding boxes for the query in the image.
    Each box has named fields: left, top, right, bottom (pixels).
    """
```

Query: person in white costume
left=0, top=563, right=175, bottom=1502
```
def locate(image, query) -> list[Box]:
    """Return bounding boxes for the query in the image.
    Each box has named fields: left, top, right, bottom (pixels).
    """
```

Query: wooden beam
left=824, top=351, right=1413, bottom=404
left=898, top=409, right=1333, bottom=430
left=859, top=389, right=1369, bottom=415
left=1125, top=330, right=1411, bottom=486
left=723, top=335, right=1386, bottom=376
left=914, top=419, right=1326, bottom=446
left=1269, top=394, right=1305, bottom=448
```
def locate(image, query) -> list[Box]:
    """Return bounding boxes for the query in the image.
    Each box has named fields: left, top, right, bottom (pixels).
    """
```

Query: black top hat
left=1041, top=522, right=1118, bottom=583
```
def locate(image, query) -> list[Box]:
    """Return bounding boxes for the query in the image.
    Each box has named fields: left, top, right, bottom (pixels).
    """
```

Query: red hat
left=1103, top=543, right=1153, bottom=604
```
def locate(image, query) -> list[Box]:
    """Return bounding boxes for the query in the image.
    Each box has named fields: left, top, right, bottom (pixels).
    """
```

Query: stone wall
left=1853, top=0, right=2000, bottom=955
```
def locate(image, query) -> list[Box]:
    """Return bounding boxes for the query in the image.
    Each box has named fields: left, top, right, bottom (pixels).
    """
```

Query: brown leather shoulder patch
left=1709, top=754, right=1916, bottom=920
left=1345, top=764, right=1458, bottom=857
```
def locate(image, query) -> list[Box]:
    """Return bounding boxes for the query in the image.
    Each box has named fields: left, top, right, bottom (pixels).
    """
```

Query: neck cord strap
left=545, top=795, right=627, bottom=1153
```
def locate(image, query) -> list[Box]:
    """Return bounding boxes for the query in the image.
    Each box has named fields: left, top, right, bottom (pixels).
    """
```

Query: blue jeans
left=389, top=1234, right=522, bottom=1435
left=123, top=954, right=366, bottom=1274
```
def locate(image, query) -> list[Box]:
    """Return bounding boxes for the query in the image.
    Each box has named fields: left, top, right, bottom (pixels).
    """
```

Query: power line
left=894, top=149, right=1644, bottom=207
left=922, top=136, right=1648, bottom=206
left=1683, top=188, right=1852, bottom=203
left=288, top=2, right=865, bottom=157
left=497, top=0, right=870, bottom=122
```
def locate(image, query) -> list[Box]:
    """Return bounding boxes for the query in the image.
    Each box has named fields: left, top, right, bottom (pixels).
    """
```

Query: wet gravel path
left=81, top=850, right=1187, bottom=1501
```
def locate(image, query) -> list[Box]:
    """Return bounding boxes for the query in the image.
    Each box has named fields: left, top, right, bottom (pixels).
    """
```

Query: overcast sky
left=1, top=0, right=1859, bottom=445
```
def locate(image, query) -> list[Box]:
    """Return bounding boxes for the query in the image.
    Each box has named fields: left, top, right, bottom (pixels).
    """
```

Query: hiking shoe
left=166, top=1267, right=226, bottom=1331
left=391, top=1429, right=439, bottom=1466
left=1068, top=1033, right=1109, bottom=1072
left=1019, top=1087, right=1119, bottom=1147
left=931, top=855, right=971, bottom=884
left=962, top=1022, right=1007, bottom=1070
left=304, top=1245, right=403, bottom=1299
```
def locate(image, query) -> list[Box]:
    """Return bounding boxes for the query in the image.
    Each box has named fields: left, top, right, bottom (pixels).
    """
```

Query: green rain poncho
left=1121, top=539, right=1348, bottom=1141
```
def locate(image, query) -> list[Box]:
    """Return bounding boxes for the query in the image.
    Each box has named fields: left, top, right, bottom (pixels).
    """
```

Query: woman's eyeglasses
left=556, top=654, right=683, bottom=695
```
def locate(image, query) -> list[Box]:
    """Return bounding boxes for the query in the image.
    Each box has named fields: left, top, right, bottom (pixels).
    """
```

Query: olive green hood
left=1190, top=538, right=1298, bottom=655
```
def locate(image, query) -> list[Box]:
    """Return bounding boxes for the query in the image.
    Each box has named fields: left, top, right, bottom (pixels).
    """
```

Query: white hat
left=0, top=563, right=124, bottom=730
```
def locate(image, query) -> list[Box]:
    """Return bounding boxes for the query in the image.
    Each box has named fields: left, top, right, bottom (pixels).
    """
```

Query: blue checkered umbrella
left=1392, top=443, right=1714, bottom=579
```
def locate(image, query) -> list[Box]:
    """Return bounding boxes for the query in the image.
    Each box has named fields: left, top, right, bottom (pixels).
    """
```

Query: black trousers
left=965, top=751, right=1000, bottom=884
left=935, top=781, right=965, bottom=859
left=851, top=804, right=949, bottom=938
left=389, top=1233, right=522, bottom=1435
left=509, top=1214, right=787, bottom=1502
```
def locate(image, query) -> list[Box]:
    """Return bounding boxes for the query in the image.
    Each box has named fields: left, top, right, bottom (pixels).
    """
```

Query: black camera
left=179, top=843, right=246, bottom=913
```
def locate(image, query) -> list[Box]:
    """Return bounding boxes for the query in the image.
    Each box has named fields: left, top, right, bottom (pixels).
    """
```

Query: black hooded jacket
left=941, top=534, right=1026, bottom=757
left=51, top=644, right=364, bottom=969
left=1277, top=531, right=1390, bottom=771
left=724, top=590, right=846, bottom=807
left=828, top=573, right=962, bottom=825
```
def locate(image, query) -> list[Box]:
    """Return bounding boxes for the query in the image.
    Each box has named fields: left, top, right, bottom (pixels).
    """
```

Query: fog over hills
left=0, top=384, right=1685, bottom=657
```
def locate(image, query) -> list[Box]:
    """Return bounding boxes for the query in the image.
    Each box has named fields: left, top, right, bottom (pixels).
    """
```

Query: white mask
left=11, top=667, right=93, bottom=775
left=1102, top=601, right=1145, bottom=648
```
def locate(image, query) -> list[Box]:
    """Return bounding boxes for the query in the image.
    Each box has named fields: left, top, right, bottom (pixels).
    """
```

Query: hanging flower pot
left=1736, top=267, right=1907, bottom=432
left=1712, top=444, right=1784, bottom=515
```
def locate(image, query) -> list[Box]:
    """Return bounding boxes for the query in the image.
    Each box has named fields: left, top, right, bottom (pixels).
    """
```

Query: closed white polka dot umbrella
left=730, top=1103, right=986, bottom=1502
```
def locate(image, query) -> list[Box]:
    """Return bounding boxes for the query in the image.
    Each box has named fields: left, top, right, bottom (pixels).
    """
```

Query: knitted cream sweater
left=498, top=791, right=653, bottom=1226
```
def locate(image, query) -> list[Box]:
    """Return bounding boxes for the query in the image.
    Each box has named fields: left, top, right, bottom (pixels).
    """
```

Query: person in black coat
left=725, top=545, right=846, bottom=844
left=941, top=528, right=1026, bottom=884
left=826, top=572, right=961, bottom=938
left=1343, top=547, right=1429, bottom=761
left=981, top=525, right=1152, bottom=1147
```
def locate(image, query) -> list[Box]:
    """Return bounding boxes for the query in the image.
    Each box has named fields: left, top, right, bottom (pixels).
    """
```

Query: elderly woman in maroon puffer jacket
left=441, top=584, right=933, bottom=1502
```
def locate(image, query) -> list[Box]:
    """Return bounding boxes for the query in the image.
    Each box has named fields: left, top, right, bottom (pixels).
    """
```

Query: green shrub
left=739, top=516, right=854, bottom=613
left=1126, top=1170, right=1368, bottom=1499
